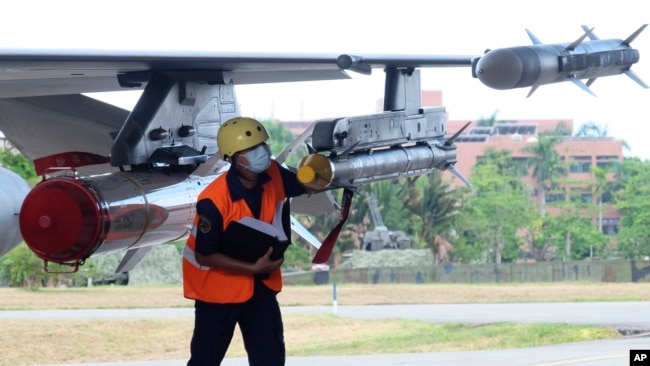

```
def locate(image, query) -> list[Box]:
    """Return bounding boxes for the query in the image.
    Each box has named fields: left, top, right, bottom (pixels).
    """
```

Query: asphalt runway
left=4, top=302, right=647, bottom=366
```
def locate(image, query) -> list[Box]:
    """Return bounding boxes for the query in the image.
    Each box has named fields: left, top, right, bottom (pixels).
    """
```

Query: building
left=445, top=118, right=622, bottom=236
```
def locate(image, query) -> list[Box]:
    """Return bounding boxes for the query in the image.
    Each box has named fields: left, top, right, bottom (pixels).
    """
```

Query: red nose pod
left=19, top=178, right=103, bottom=263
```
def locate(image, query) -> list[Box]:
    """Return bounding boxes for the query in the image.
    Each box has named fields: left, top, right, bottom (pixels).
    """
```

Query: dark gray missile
left=473, top=25, right=648, bottom=97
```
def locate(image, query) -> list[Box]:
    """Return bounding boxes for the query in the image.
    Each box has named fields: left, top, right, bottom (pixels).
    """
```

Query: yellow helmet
left=217, top=117, right=269, bottom=160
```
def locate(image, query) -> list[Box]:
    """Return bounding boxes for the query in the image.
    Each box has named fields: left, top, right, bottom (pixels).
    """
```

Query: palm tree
left=476, top=110, right=499, bottom=127
left=522, top=132, right=566, bottom=216
left=476, top=148, right=529, bottom=179
left=574, top=121, right=630, bottom=151
left=574, top=121, right=609, bottom=137
left=591, top=166, right=612, bottom=232
left=403, top=173, right=466, bottom=254
left=590, top=164, right=623, bottom=258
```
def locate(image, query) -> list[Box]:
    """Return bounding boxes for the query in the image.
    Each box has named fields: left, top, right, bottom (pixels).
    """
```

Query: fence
left=283, top=260, right=650, bottom=286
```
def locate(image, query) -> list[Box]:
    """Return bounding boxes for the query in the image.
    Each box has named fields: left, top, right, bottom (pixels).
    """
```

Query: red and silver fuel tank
left=19, top=169, right=216, bottom=265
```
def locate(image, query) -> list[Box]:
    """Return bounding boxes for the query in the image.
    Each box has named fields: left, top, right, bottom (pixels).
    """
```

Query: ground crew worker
left=183, top=117, right=306, bottom=365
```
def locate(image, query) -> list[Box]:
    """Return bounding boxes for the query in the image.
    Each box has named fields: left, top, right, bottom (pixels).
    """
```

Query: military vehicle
left=362, top=193, right=411, bottom=251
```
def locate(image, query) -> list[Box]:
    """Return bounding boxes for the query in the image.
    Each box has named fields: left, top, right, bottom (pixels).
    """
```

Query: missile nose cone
left=297, top=165, right=316, bottom=184
left=19, top=178, right=102, bottom=263
left=297, top=154, right=333, bottom=191
left=476, top=48, right=525, bottom=90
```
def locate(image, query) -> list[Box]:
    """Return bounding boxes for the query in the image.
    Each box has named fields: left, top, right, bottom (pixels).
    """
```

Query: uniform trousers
left=187, top=278, right=285, bottom=366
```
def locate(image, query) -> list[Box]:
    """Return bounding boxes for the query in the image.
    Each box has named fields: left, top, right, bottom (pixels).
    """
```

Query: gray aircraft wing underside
left=0, top=95, right=127, bottom=174
left=0, top=49, right=474, bottom=171
left=0, top=49, right=474, bottom=98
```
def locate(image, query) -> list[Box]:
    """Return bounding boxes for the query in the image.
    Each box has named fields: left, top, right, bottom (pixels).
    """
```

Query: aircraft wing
left=0, top=95, right=128, bottom=173
left=0, top=49, right=474, bottom=163
left=0, top=49, right=474, bottom=98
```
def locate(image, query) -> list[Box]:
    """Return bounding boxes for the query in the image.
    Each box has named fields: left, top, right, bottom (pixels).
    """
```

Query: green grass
left=0, top=315, right=621, bottom=365
left=0, top=283, right=639, bottom=365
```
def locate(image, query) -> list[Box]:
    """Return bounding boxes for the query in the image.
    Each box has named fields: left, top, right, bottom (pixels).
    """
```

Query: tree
left=261, top=119, right=307, bottom=168
left=522, top=131, right=567, bottom=216
left=403, top=173, right=466, bottom=254
left=574, top=121, right=630, bottom=151
left=531, top=208, right=608, bottom=261
left=615, top=158, right=650, bottom=259
left=476, top=148, right=529, bottom=177
left=458, top=159, right=535, bottom=263
left=0, top=150, right=37, bottom=185
left=1, top=244, right=50, bottom=287
left=574, top=121, right=608, bottom=138
left=476, top=111, right=499, bottom=127
left=591, top=165, right=619, bottom=236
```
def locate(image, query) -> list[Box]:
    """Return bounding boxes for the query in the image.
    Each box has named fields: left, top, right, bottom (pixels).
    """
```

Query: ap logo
left=631, top=350, right=650, bottom=364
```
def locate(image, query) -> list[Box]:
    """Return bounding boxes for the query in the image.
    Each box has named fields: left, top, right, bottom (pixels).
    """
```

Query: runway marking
left=533, top=353, right=626, bottom=365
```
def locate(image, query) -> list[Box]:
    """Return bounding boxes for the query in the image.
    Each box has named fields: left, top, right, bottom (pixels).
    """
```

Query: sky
left=2, top=0, right=649, bottom=158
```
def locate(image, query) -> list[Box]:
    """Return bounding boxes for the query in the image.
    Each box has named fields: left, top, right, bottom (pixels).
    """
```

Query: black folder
left=219, top=217, right=291, bottom=263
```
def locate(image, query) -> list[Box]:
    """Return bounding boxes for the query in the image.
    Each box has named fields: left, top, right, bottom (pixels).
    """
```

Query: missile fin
left=581, top=25, right=599, bottom=40
left=566, top=28, right=593, bottom=51
left=290, top=216, right=321, bottom=249
left=526, top=85, right=539, bottom=98
left=525, top=29, right=542, bottom=45
left=624, top=69, right=649, bottom=89
left=115, top=246, right=154, bottom=273
left=448, top=166, right=472, bottom=187
left=190, top=153, right=229, bottom=177
left=276, top=121, right=316, bottom=165
left=306, top=143, right=316, bottom=155
left=622, top=24, right=648, bottom=46
left=568, top=76, right=596, bottom=96
left=444, top=121, right=472, bottom=147
left=291, top=190, right=338, bottom=216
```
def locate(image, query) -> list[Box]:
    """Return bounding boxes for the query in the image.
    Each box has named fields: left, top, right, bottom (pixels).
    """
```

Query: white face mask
left=240, top=144, right=272, bottom=173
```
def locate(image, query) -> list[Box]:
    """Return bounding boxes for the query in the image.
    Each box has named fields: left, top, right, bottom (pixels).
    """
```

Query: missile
left=17, top=157, right=328, bottom=271
left=18, top=168, right=216, bottom=270
left=473, top=24, right=648, bottom=97
left=296, top=109, right=471, bottom=191
left=297, top=143, right=459, bottom=190
left=0, top=167, right=30, bottom=257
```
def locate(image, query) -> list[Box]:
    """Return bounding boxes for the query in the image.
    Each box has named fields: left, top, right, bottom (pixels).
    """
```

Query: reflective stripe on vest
left=182, top=162, right=285, bottom=303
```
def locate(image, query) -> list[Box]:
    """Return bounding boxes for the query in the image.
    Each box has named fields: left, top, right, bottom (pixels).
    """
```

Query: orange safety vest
left=183, top=162, right=286, bottom=303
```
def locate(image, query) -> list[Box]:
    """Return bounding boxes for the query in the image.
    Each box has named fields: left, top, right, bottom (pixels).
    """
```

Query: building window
left=512, top=157, right=529, bottom=165
left=546, top=193, right=565, bottom=203
left=570, top=189, right=592, bottom=204
left=602, top=218, right=619, bottom=235
left=601, top=191, right=613, bottom=204
left=494, top=124, right=537, bottom=135
left=569, top=156, right=591, bottom=173
left=596, top=156, right=619, bottom=172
